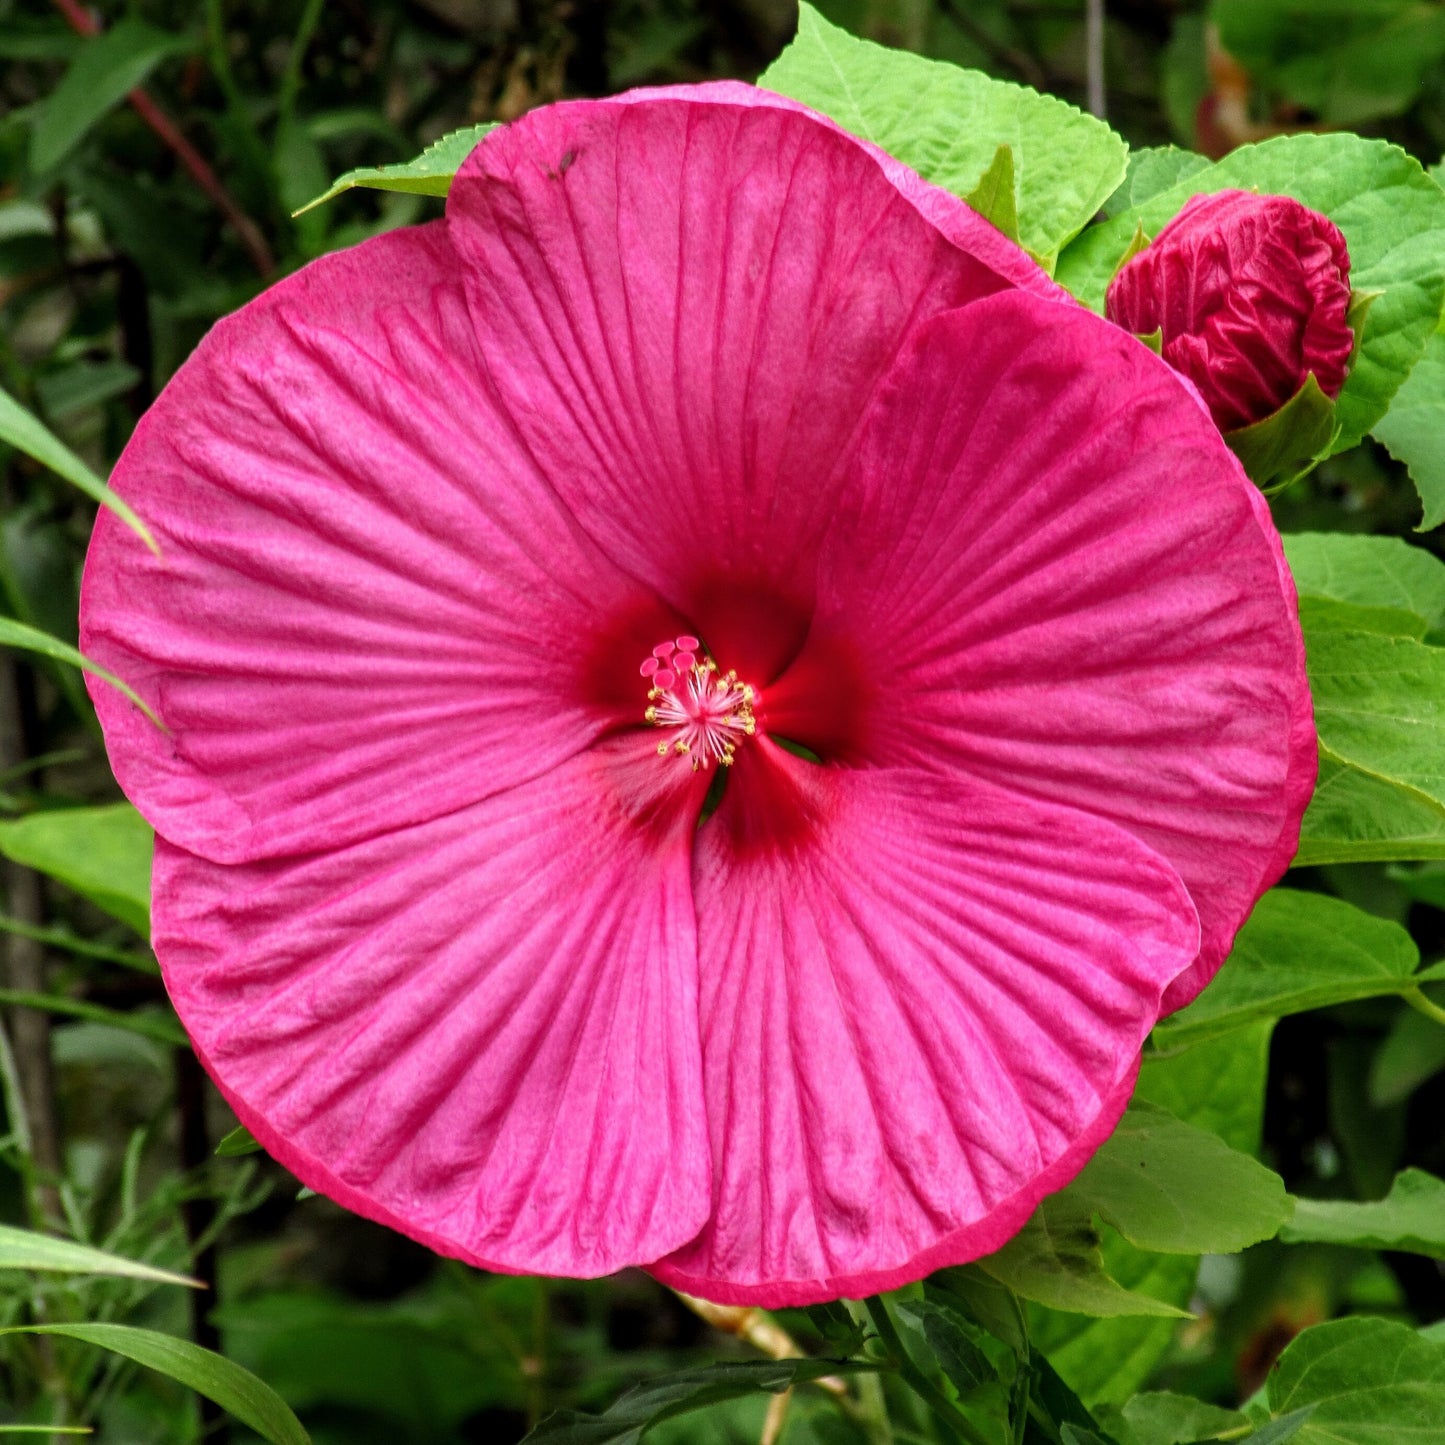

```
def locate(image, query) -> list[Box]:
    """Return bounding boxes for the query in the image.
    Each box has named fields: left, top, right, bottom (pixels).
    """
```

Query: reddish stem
left=48, top=0, right=275, bottom=276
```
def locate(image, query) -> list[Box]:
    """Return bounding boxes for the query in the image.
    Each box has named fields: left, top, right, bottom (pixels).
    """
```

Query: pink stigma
left=642, top=636, right=757, bottom=770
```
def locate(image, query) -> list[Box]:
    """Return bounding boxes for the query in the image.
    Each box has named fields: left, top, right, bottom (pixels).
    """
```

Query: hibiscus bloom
left=81, top=84, right=1314, bottom=1305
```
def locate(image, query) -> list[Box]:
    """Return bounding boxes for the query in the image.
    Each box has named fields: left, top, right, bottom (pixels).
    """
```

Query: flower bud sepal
left=1224, top=372, right=1340, bottom=493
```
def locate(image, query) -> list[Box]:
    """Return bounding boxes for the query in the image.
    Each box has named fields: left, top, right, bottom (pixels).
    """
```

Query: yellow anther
left=657, top=741, right=670, bottom=756
left=644, top=706, right=658, bottom=722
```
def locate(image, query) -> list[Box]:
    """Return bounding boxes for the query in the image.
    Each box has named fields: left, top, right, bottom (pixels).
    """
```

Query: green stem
left=864, top=1297, right=994, bottom=1445
left=1405, top=985, right=1445, bottom=1028
left=276, top=0, right=326, bottom=139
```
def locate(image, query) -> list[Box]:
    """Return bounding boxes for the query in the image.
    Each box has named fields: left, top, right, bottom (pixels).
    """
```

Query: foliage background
left=2, top=0, right=1445, bottom=1441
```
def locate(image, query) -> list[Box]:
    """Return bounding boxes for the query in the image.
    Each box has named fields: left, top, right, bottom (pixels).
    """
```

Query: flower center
left=640, top=635, right=757, bottom=771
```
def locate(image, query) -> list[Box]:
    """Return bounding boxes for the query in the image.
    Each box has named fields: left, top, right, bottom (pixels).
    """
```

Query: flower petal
left=446, top=88, right=1050, bottom=680
left=81, top=221, right=668, bottom=864
left=154, top=744, right=710, bottom=1277
left=650, top=746, right=1197, bottom=1305
left=771, top=292, right=1313, bottom=1001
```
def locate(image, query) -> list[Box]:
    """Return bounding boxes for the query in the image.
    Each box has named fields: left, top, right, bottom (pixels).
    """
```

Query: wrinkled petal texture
left=81, top=221, right=675, bottom=864
left=447, top=86, right=1053, bottom=679
left=771, top=294, right=1313, bottom=1011
left=652, top=748, right=1199, bottom=1304
left=1106, top=189, right=1353, bottom=433
left=154, top=745, right=711, bottom=1277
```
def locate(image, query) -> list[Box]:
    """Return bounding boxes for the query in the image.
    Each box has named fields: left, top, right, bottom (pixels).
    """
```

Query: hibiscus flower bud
left=1105, top=189, right=1354, bottom=435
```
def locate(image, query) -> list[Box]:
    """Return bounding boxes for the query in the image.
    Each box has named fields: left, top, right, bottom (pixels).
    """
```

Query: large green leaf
left=0, top=1223, right=194, bottom=1286
left=522, top=1359, right=874, bottom=1444
left=978, top=1195, right=1191, bottom=1319
left=1375, top=319, right=1445, bottom=530
left=0, top=1324, right=309, bottom=1445
left=1299, top=753, right=1445, bottom=863
left=1032, top=1024, right=1273, bottom=1405
left=0, top=386, right=155, bottom=551
left=1281, top=1168, right=1445, bottom=1256
left=29, top=19, right=192, bottom=174
left=1266, top=1316, right=1445, bottom=1443
left=1055, top=133, right=1445, bottom=452
left=1117, top=1391, right=1249, bottom=1445
left=1212, top=0, right=1445, bottom=126
left=296, top=123, right=495, bottom=214
left=0, top=803, right=153, bottom=937
left=1285, top=531, right=1445, bottom=637
left=1154, top=890, right=1421, bottom=1050
left=758, top=3, right=1127, bottom=266
left=1308, top=628, right=1445, bottom=809
left=1067, top=1102, right=1290, bottom=1255
left=1138, top=1020, right=1275, bottom=1154
left=1102, top=146, right=1209, bottom=218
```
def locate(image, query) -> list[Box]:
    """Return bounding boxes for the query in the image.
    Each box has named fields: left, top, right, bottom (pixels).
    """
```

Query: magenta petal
left=81, top=221, right=660, bottom=864
left=446, top=89, right=1047, bottom=672
left=649, top=747, right=1198, bottom=1305
left=788, top=292, right=1313, bottom=1002
left=155, top=745, right=710, bottom=1277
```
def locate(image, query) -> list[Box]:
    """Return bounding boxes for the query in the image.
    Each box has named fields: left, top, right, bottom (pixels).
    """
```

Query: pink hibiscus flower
left=80, top=84, right=1314, bottom=1305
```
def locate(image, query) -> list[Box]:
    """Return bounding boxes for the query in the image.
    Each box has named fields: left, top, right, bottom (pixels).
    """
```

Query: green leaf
left=0, top=1223, right=196, bottom=1286
left=1213, top=0, right=1445, bottom=126
left=1375, top=319, right=1445, bottom=529
left=0, top=386, right=156, bottom=551
left=1245, top=1411, right=1317, bottom=1445
left=1281, top=1168, right=1445, bottom=1256
left=1369, top=1005, right=1445, bottom=1105
left=962, top=143, right=1020, bottom=243
left=927, top=1265, right=1030, bottom=1357
left=521, top=1359, right=874, bottom=1444
left=29, top=19, right=192, bottom=174
left=1119, top=1390, right=1248, bottom=1445
left=0, top=803, right=153, bottom=937
left=1139, top=1020, right=1275, bottom=1154
left=1225, top=375, right=1339, bottom=490
left=1285, top=531, right=1445, bottom=638
left=0, top=1324, right=309, bottom=1445
left=1066, top=1101, right=1291, bottom=1255
left=1055, top=133, right=1445, bottom=452
left=0, top=617, right=158, bottom=727
left=1306, top=628, right=1445, bottom=832
left=895, top=1298, right=999, bottom=1393
left=0, top=989, right=184, bottom=1047
left=1033, top=1024, right=1272, bottom=1406
left=1266, top=1316, right=1445, bottom=1443
left=1102, top=146, right=1209, bottom=218
left=296, top=123, right=496, bottom=214
left=1298, top=752, right=1445, bottom=864
left=215, top=1124, right=264, bottom=1158
left=1154, top=890, right=1420, bottom=1050
left=759, top=3, right=1127, bottom=266
left=978, top=1195, right=1191, bottom=1319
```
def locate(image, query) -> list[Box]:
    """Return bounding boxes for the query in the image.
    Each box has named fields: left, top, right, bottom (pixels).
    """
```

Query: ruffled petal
left=154, top=744, right=710, bottom=1277
left=446, top=87, right=1051, bottom=681
left=81, top=221, right=670, bottom=864
left=769, top=292, right=1313, bottom=1001
left=649, top=746, right=1198, bottom=1305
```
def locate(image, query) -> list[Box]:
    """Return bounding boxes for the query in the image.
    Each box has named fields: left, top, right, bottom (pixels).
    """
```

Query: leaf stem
left=863, top=1297, right=994, bottom=1445
left=1405, top=986, right=1445, bottom=1028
